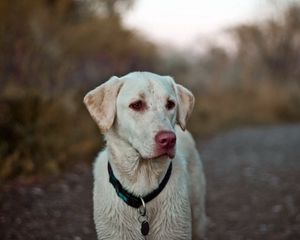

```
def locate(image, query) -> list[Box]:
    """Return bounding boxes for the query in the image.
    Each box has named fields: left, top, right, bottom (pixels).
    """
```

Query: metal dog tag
left=138, top=197, right=149, bottom=236
left=141, top=220, right=149, bottom=236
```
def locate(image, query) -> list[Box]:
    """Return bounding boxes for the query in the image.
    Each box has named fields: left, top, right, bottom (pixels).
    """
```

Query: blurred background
left=0, top=0, right=300, bottom=239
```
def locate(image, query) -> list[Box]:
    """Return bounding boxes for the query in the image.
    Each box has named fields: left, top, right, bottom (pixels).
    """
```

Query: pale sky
left=124, top=0, right=269, bottom=49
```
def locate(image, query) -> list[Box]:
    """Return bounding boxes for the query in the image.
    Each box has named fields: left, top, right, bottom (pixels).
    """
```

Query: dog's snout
left=155, top=131, right=176, bottom=149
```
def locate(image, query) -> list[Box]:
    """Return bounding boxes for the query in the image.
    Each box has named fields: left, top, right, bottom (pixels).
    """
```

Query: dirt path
left=1, top=124, right=300, bottom=240
left=0, top=163, right=96, bottom=240
left=201, top=124, right=300, bottom=240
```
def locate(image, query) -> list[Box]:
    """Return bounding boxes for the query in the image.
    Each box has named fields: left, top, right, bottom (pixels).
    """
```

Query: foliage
left=0, top=0, right=157, bottom=91
left=232, top=3, right=300, bottom=86
left=0, top=87, right=102, bottom=182
left=162, top=3, right=300, bottom=138
left=83, top=0, right=136, bottom=17
left=0, top=0, right=157, bottom=181
left=189, top=86, right=300, bottom=138
left=0, top=1, right=299, bottom=182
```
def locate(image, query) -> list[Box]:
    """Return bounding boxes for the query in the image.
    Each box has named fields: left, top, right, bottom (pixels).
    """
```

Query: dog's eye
left=166, top=100, right=175, bottom=110
left=129, top=100, right=145, bottom=111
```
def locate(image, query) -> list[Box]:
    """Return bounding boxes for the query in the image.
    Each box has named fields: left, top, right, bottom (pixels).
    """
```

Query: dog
left=84, top=72, right=206, bottom=240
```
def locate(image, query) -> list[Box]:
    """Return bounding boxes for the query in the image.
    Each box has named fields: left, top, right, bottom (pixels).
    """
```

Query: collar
left=108, top=161, right=172, bottom=208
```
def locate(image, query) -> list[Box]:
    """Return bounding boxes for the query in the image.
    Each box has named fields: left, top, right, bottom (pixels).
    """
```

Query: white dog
left=84, top=72, right=206, bottom=240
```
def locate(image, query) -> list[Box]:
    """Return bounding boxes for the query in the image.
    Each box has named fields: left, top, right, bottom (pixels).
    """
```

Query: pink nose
left=155, top=131, right=176, bottom=149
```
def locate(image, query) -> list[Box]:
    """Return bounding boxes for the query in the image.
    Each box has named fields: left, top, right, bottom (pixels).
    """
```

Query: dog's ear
left=83, top=76, right=123, bottom=132
left=176, top=84, right=195, bottom=131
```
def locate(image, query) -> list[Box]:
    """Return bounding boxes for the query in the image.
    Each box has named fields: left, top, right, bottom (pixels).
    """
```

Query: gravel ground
left=1, top=124, right=300, bottom=240
left=201, top=124, right=300, bottom=240
left=0, top=164, right=96, bottom=240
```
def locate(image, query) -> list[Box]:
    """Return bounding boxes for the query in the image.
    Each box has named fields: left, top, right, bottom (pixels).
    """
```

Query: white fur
left=84, top=72, right=206, bottom=240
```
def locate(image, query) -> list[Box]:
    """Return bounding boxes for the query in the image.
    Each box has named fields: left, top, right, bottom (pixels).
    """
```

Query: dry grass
left=189, top=85, right=300, bottom=138
left=0, top=86, right=103, bottom=182
left=1, top=83, right=299, bottom=183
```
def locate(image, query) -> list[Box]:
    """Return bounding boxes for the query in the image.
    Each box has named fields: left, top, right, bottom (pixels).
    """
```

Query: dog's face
left=84, top=72, right=194, bottom=160
left=116, top=74, right=178, bottom=159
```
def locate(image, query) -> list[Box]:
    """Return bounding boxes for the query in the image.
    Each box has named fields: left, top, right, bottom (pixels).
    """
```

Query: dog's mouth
left=142, top=150, right=175, bottom=160
left=129, top=140, right=175, bottom=161
left=159, top=151, right=175, bottom=159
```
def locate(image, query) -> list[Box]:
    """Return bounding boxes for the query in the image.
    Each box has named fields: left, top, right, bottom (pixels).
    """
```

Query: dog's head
left=84, top=72, right=194, bottom=160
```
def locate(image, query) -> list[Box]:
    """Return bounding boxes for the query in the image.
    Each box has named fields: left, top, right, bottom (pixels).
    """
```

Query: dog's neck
left=105, top=131, right=171, bottom=197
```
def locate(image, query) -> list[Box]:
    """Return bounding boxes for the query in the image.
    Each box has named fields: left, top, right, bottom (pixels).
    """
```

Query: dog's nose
left=155, top=131, right=176, bottom=149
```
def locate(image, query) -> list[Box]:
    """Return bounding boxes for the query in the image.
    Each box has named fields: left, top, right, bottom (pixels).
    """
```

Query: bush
left=0, top=87, right=102, bottom=182
left=189, top=85, right=300, bottom=138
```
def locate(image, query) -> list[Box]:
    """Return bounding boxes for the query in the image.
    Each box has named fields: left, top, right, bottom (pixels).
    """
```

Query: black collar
left=108, top=161, right=172, bottom=208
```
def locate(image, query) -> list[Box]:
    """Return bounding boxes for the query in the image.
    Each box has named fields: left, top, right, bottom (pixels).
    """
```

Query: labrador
left=84, top=72, right=206, bottom=240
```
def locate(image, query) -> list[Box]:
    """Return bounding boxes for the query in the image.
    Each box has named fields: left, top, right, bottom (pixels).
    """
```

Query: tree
left=81, top=0, right=135, bottom=18
left=232, top=3, right=300, bottom=86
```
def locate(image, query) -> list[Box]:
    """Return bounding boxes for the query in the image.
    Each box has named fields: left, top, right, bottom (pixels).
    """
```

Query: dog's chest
left=95, top=192, right=191, bottom=239
left=93, top=165, right=192, bottom=239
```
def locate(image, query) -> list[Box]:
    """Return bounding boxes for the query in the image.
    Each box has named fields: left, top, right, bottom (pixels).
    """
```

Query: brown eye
left=166, top=100, right=175, bottom=110
left=129, top=100, right=145, bottom=111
